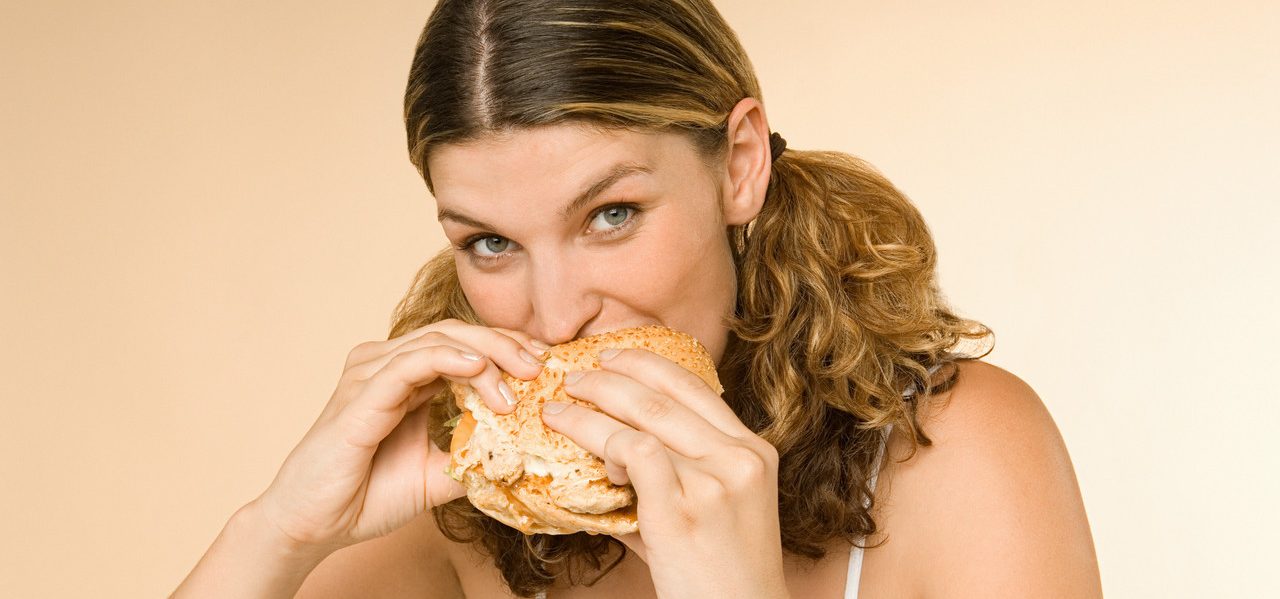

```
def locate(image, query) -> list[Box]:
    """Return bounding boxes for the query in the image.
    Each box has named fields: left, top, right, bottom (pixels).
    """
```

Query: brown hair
left=393, top=1, right=994, bottom=596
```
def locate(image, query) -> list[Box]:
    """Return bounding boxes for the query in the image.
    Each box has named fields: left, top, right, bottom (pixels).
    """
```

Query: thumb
left=425, top=448, right=467, bottom=508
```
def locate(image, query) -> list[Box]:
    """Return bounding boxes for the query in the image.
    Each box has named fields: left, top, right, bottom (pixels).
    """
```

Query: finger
left=319, top=335, right=480, bottom=424
left=339, top=345, right=489, bottom=449
left=455, top=356, right=522, bottom=415
left=349, top=332, right=530, bottom=415
left=345, top=319, right=461, bottom=367
left=541, top=403, right=686, bottom=506
left=354, top=329, right=544, bottom=384
left=562, top=369, right=729, bottom=460
left=375, top=402, right=466, bottom=511
left=402, top=379, right=442, bottom=414
left=363, top=400, right=431, bottom=512
left=596, top=348, right=753, bottom=438
left=350, top=320, right=546, bottom=383
left=540, top=402, right=636, bottom=484
left=425, top=442, right=467, bottom=509
left=429, top=320, right=547, bottom=381
left=342, top=331, right=475, bottom=384
left=488, top=326, right=553, bottom=360
left=602, top=428, right=684, bottom=507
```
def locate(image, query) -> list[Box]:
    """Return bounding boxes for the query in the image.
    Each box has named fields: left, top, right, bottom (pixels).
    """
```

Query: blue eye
left=591, top=205, right=632, bottom=230
left=454, top=232, right=514, bottom=262
left=456, top=203, right=641, bottom=266
left=470, top=236, right=510, bottom=257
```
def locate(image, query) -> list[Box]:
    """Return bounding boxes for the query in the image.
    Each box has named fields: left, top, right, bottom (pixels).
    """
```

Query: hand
left=253, top=319, right=548, bottom=556
left=540, top=348, right=789, bottom=599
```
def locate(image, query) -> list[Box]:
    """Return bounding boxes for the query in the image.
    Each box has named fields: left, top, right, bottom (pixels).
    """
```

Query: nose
left=525, top=256, right=602, bottom=346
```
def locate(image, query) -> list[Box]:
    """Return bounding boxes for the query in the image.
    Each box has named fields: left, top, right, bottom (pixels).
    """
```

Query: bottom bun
left=462, top=467, right=639, bottom=536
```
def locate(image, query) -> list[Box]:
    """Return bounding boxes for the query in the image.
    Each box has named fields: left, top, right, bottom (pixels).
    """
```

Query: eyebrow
left=436, top=161, right=654, bottom=231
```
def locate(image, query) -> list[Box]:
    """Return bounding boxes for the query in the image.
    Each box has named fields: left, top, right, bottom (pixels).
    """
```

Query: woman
left=174, top=1, right=1101, bottom=597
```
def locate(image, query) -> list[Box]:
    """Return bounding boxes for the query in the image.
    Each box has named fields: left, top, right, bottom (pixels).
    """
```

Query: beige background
left=3, top=1, right=1277, bottom=597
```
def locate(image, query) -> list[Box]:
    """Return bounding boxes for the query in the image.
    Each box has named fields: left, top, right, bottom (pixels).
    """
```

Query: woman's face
left=427, top=124, right=759, bottom=365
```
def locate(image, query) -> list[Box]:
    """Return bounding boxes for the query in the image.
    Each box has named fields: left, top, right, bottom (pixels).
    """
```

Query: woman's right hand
left=252, top=319, right=548, bottom=555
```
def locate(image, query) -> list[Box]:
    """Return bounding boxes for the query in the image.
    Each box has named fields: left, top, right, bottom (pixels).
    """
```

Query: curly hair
left=392, top=0, right=994, bottom=596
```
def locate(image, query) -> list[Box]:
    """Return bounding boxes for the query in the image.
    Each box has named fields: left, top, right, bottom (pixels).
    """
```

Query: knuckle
left=386, top=349, right=416, bottom=368
left=491, top=326, right=525, bottom=342
left=345, top=341, right=380, bottom=367
left=632, top=433, right=666, bottom=459
left=602, top=430, right=622, bottom=455
left=672, top=372, right=707, bottom=394
left=639, top=394, right=675, bottom=421
left=418, top=330, right=448, bottom=345
left=721, top=446, right=769, bottom=489
left=492, top=328, right=531, bottom=351
left=507, top=334, right=531, bottom=351
left=347, top=356, right=394, bottom=382
left=387, top=346, right=434, bottom=371
left=756, top=440, right=780, bottom=467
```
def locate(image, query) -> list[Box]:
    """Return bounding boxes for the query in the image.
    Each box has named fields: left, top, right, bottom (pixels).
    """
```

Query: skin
left=427, top=98, right=783, bottom=598
left=428, top=115, right=768, bottom=364
left=172, top=97, right=1103, bottom=598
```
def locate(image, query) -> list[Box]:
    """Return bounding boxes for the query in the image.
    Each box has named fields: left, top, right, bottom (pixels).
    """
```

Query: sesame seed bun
left=444, top=324, right=723, bottom=535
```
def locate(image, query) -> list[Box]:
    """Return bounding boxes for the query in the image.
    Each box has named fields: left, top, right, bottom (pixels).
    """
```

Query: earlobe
left=720, top=97, right=772, bottom=227
left=722, top=177, right=765, bottom=226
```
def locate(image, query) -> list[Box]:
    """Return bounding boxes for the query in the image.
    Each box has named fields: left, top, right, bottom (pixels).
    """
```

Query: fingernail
left=461, top=352, right=483, bottom=361
left=498, top=381, right=516, bottom=406
left=599, top=348, right=621, bottom=361
left=519, top=349, right=543, bottom=365
left=565, top=371, right=585, bottom=385
left=530, top=339, right=552, bottom=351
left=543, top=402, right=569, bottom=414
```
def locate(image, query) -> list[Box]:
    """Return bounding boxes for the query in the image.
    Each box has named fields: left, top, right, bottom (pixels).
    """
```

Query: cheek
left=627, top=223, right=736, bottom=360
left=613, top=221, right=732, bottom=310
left=456, top=266, right=522, bottom=326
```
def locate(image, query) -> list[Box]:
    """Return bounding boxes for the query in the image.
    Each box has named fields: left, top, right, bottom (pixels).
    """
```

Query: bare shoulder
left=878, top=360, right=1102, bottom=598
left=295, top=511, right=463, bottom=599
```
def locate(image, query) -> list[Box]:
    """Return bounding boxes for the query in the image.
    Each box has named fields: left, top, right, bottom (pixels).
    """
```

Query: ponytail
left=718, top=148, right=994, bottom=556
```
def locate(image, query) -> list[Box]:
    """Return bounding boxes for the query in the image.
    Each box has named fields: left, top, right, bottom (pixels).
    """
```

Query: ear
left=719, top=97, right=773, bottom=226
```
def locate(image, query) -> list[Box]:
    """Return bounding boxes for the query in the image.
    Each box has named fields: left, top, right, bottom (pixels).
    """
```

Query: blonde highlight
left=397, top=1, right=993, bottom=596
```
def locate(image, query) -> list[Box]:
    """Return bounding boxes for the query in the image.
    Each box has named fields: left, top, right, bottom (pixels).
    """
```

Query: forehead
left=428, top=125, right=693, bottom=210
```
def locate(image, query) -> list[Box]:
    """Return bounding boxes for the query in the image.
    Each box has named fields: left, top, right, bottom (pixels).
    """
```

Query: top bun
left=444, top=324, right=722, bottom=535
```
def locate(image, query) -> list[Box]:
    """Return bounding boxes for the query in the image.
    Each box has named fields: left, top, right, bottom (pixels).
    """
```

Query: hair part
left=396, top=1, right=993, bottom=596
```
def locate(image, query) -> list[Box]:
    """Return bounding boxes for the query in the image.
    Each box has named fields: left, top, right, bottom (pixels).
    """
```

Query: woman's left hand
left=540, top=347, right=790, bottom=599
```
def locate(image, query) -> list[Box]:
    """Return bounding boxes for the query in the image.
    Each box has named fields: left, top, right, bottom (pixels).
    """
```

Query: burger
left=442, top=324, right=724, bottom=535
